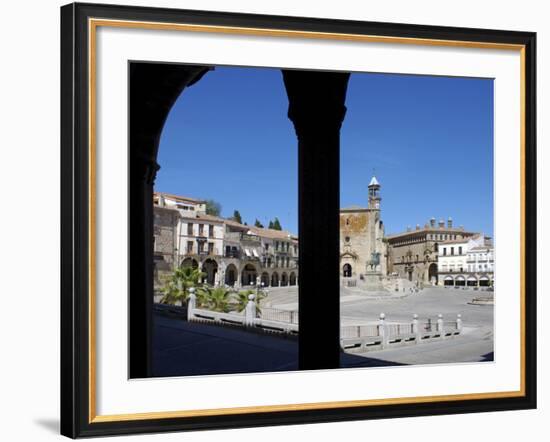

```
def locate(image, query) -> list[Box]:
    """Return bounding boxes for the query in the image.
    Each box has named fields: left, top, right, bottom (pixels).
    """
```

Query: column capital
left=282, top=70, right=350, bottom=135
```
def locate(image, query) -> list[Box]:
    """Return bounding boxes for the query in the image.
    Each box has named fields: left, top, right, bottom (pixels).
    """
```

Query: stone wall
left=153, top=206, right=178, bottom=291
left=340, top=208, right=386, bottom=280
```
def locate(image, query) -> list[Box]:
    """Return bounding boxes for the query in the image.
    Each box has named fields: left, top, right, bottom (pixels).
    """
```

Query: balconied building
left=152, top=192, right=298, bottom=292
left=438, top=235, right=494, bottom=287
left=386, top=217, right=477, bottom=286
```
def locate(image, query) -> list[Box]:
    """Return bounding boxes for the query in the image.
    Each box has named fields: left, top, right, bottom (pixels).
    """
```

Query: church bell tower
left=368, top=175, right=381, bottom=210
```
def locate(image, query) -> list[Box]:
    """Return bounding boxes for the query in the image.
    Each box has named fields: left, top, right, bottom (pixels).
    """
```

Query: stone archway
left=129, top=63, right=351, bottom=375
left=444, top=276, right=454, bottom=286
left=241, top=264, right=258, bottom=286
left=342, top=263, right=352, bottom=277
left=225, top=263, right=238, bottom=286
left=281, top=272, right=288, bottom=286
left=455, top=275, right=466, bottom=287
left=271, top=272, right=279, bottom=287
left=202, top=259, right=218, bottom=286
left=261, top=272, right=270, bottom=287
left=289, top=272, right=297, bottom=286
left=479, top=275, right=490, bottom=287
left=428, top=263, right=438, bottom=285
left=181, top=257, right=199, bottom=269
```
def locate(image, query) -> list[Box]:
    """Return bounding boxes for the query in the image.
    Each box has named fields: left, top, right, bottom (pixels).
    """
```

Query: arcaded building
left=438, top=235, right=494, bottom=287
left=339, top=176, right=387, bottom=285
left=152, top=192, right=298, bottom=293
left=386, top=217, right=477, bottom=285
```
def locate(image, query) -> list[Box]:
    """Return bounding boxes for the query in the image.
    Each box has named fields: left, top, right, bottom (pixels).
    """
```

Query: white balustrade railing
left=186, top=288, right=462, bottom=348
left=340, top=313, right=462, bottom=353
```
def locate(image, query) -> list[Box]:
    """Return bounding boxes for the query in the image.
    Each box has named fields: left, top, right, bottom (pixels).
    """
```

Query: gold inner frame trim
left=88, top=17, right=527, bottom=424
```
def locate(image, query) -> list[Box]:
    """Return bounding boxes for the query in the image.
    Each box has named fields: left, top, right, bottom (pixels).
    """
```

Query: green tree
left=268, top=220, right=274, bottom=229
left=198, top=286, right=233, bottom=313
left=160, top=266, right=205, bottom=305
left=232, top=289, right=266, bottom=316
left=232, top=210, right=243, bottom=224
left=254, top=219, right=264, bottom=228
left=233, top=289, right=255, bottom=313
left=272, top=217, right=282, bottom=231
left=205, top=199, right=222, bottom=216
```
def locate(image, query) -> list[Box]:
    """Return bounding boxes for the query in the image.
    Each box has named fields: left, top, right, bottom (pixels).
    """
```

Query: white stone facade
left=438, top=235, right=494, bottom=287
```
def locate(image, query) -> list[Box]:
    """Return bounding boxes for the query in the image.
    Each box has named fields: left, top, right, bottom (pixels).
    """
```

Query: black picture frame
left=61, top=2, right=537, bottom=438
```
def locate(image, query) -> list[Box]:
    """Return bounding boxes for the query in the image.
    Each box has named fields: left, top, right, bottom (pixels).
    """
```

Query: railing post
left=245, top=294, right=257, bottom=327
left=187, top=288, right=196, bottom=322
left=456, top=314, right=462, bottom=333
left=412, top=313, right=420, bottom=343
left=379, top=313, right=388, bottom=348
left=437, top=314, right=444, bottom=336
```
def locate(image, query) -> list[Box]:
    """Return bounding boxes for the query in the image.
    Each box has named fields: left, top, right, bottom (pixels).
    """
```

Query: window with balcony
left=208, top=225, right=214, bottom=237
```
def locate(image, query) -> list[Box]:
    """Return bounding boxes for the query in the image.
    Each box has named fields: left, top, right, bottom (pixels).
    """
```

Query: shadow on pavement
left=151, top=312, right=407, bottom=377
left=340, top=352, right=407, bottom=368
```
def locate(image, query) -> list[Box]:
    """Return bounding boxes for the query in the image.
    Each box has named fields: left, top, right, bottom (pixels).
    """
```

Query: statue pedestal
left=363, top=271, right=384, bottom=291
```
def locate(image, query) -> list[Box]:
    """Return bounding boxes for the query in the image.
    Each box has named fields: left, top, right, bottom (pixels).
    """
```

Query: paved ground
left=152, top=286, right=494, bottom=376
left=262, top=286, right=493, bottom=329
left=261, top=285, right=494, bottom=366
left=152, top=313, right=405, bottom=377
left=152, top=314, right=299, bottom=377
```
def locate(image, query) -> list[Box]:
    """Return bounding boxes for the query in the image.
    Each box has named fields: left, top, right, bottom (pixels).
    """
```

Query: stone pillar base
left=363, top=271, right=384, bottom=291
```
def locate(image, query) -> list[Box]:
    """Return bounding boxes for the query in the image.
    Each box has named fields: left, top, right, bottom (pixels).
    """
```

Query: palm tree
left=198, top=286, right=233, bottom=313
left=160, top=266, right=205, bottom=305
left=233, top=289, right=255, bottom=313
left=232, top=289, right=266, bottom=315
left=175, top=266, right=206, bottom=299
left=159, top=279, right=180, bottom=305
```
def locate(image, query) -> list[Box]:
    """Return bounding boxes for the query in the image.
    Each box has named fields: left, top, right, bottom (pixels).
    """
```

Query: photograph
left=146, top=66, right=495, bottom=376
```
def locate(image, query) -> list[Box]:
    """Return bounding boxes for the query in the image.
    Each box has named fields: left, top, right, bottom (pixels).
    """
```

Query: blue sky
left=156, top=66, right=493, bottom=237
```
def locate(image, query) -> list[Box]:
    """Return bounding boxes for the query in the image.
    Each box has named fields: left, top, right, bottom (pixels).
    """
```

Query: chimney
left=430, top=217, right=436, bottom=228
left=447, top=217, right=453, bottom=228
left=158, top=194, right=165, bottom=207
left=439, top=219, right=445, bottom=229
left=416, top=224, right=420, bottom=230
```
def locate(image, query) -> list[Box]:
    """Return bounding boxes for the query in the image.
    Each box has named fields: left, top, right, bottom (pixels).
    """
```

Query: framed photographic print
left=60, top=2, right=537, bottom=438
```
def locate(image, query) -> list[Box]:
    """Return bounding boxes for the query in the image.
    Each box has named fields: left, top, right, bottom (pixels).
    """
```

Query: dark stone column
left=129, top=63, right=209, bottom=378
left=282, top=70, right=350, bottom=370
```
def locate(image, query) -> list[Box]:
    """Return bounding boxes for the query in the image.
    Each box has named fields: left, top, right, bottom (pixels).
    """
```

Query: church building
left=339, top=176, right=387, bottom=287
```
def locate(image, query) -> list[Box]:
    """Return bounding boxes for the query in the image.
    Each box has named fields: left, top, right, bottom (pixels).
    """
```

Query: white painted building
left=438, top=234, right=494, bottom=288
left=154, top=192, right=207, bottom=214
